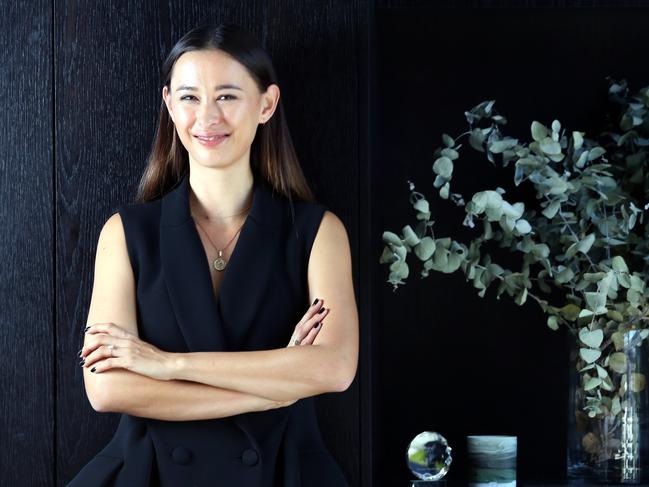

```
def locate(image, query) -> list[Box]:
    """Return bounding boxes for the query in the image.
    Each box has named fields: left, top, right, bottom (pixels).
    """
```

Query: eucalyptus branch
left=381, top=79, right=649, bottom=422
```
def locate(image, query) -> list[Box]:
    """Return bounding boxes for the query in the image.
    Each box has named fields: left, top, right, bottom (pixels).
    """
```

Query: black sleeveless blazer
left=67, top=171, right=350, bottom=487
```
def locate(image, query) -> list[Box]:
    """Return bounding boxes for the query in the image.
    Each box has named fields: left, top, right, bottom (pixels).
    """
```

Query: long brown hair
left=134, top=22, right=316, bottom=210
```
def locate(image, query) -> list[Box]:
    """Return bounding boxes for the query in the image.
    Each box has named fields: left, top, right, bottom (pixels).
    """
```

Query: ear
left=162, top=85, right=174, bottom=123
left=259, top=84, right=280, bottom=124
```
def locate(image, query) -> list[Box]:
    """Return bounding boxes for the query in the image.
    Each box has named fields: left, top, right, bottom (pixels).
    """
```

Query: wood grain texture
left=54, top=1, right=363, bottom=485
left=266, top=1, right=362, bottom=485
left=0, top=2, right=54, bottom=486
left=55, top=1, right=170, bottom=483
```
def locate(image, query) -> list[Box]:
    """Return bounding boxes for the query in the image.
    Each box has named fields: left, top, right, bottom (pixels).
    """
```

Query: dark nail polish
left=90, top=367, right=96, bottom=373
left=77, top=349, right=83, bottom=357
left=318, top=307, right=325, bottom=314
left=312, top=298, right=319, bottom=306
left=79, top=359, right=85, bottom=366
left=84, top=326, right=90, bottom=332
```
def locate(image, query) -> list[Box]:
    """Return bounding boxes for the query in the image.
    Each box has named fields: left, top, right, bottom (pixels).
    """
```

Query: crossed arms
left=82, top=210, right=358, bottom=421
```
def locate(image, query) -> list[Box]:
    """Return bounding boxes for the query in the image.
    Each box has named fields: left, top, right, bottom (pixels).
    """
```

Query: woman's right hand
left=274, top=299, right=329, bottom=409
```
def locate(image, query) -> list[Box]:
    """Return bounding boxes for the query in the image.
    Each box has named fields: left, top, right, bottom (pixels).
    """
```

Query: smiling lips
left=194, top=133, right=229, bottom=147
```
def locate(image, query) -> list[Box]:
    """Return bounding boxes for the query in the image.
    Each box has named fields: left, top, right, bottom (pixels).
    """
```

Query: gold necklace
left=192, top=205, right=251, bottom=271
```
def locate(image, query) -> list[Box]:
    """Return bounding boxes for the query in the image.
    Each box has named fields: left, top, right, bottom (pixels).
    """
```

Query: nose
left=196, top=100, right=223, bottom=125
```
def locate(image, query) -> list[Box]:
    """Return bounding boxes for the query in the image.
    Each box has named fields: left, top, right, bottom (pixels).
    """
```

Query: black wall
left=373, top=3, right=649, bottom=486
left=1, top=1, right=648, bottom=486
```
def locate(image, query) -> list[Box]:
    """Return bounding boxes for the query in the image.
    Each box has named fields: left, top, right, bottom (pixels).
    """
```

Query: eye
left=180, top=95, right=197, bottom=101
left=218, top=94, right=237, bottom=101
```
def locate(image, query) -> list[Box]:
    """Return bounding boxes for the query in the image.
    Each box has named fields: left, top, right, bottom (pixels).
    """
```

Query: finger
left=88, top=357, right=116, bottom=374
left=293, top=309, right=328, bottom=346
left=85, top=322, right=133, bottom=339
left=81, top=336, right=130, bottom=360
left=295, top=305, right=328, bottom=336
left=300, top=321, right=323, bottom=345
left=82, top=344, right=115, bottom=369
left=84, top=322, right=116, bottom=334
left=296, top=299, right=325, bottom=327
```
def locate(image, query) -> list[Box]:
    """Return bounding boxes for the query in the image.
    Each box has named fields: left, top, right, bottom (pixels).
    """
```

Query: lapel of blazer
left=159, top=169, right=280, bottom=352
left=159, top=169, right=282, bottom=451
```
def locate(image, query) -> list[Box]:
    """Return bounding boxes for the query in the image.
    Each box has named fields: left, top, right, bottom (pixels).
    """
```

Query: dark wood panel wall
left=0, top=1, right=54, bottom=487
left=1, top=1, right=370, bottom=486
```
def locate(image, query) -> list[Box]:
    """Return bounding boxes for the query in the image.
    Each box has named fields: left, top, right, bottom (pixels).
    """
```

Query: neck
left=187, top=162, right=254, bottom=224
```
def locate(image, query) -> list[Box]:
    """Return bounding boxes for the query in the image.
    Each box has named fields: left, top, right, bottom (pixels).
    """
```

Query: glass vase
left=567, top=329, right=649, bottom=483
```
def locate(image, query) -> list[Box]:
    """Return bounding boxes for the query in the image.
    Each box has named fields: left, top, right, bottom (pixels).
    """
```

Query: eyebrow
left=175, top=84, right=243, bottom=92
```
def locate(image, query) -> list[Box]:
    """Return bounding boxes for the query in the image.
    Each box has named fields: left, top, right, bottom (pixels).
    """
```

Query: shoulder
left=116, top=200, right=161, bottom=223
left=312, top=209, right=349, bottom=250
left=113, top=200, right=161, bottom=236
left=94, top=213, right=131, bottom=276
left=103, top=200, right=160, bottom=276
left=100, top=212, right=126, bottom=242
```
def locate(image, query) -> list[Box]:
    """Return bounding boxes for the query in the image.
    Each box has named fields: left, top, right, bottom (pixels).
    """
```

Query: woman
left=68, top=23, right=358, bottom=486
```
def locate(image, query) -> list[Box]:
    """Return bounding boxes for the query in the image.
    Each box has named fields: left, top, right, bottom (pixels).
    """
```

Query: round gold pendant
left=213, top=256, right=226, bottom=271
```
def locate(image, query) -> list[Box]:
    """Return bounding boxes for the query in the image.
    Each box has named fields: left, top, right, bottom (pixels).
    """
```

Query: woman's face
left=163, top=48, right=279, bottom=171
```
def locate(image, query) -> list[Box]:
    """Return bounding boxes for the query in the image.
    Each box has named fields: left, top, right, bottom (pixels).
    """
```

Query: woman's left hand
left=81, top=322, right=173, bottom=381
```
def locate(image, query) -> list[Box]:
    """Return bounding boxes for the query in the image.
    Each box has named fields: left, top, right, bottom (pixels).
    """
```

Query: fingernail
left=79, top=358, right=85, bottom=366
left=318, top=307, right=326, bottom=314
left=91, top=367, right=96, bottom=373
left=84, top=326, right=90, bottom=332
left=77, top=348, right=83, bottom=357
left=312, top=298, right=319, bottom=306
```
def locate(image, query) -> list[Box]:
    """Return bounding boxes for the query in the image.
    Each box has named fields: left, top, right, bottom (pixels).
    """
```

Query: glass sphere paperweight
left=406, top=431, right=452, bottom=485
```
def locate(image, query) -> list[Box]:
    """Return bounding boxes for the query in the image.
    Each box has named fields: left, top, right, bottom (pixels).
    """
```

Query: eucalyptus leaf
left=515, top=219, right=532, bottom=234
left=540, top=137, right=562, bottom=155
left=555, top=266, right=575, bottom=284
left=612, top=256, right=629, bottom=273
left=382, top=231, right=403, bottom=247
left=611, top=331, right=625, bottom=351
left=579, top=328, right=604, bottom=349
left=559, top=304, right=581, bottom=321
left=609, top=352, right=627, bottom=374
left=580, top=348, right=602, bottom=364
left=573, top=131, right=584, bottom=150
left=531, top=121, right=548, bottom=142
left=414, top=237, right=436, bottom=261
left=490, top=138, right=519, bottom=154
left=584, top=377, right=602, bottom=391
left=440, top=182, right=450, bottom=200
left=442, top=133, right=455, bottom=148
left=402, top=225, right=421, bottom=247
left=433, top=157, right=453, bottom=178
left=413, top=198, right=430, bottom=214
left=542, top=201, right=560, bottom=219
left=595, top=364, right=608, bottom=379
left=584, top=291, right=607, bottom=315
left=441, top=148, right=459, bottom=160
left=469, top=128, right=485, bottom=152
left=588, top=147, right=606, bottom=161
left=600, top=375, right=615, bottom=392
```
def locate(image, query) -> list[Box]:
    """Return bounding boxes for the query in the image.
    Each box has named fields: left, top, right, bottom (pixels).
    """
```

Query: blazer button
left=241, top=448, right=259, bottom=466
left=171, top=446, right=193, bottom=465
